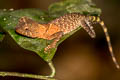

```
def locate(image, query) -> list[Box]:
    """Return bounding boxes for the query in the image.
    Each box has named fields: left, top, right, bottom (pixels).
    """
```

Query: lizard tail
left=99, top=19, right=120, bottom=69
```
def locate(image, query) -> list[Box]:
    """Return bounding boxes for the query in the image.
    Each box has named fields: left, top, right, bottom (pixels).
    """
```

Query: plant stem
left=0, top=71, right=55, bottom=80
left=48, top=61, right=56, bottom=77
left=0, top=61, right=56, bottom=80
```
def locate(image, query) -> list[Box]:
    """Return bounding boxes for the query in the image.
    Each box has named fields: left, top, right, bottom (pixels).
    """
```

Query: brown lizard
left=15, top=13, right=119, bottom=69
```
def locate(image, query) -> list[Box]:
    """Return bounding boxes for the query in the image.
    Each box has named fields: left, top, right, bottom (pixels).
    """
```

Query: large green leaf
left=48, top=0, right=101, bottom=18
left=0, top=0, right=101, bottom=62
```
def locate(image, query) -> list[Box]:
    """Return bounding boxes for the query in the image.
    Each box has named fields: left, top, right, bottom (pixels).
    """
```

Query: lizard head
left=15, top=17, right=47, bottom=38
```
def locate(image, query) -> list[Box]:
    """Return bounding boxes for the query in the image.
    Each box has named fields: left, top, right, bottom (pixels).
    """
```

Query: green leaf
left=0, top=0, right=101, bottom=62
left=48, top=0, right=101, bottom=18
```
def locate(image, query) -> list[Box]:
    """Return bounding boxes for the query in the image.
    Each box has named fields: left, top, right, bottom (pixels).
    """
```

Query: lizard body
left=16, top=13, right=97, bottom=51
left=15, top=13, right=119, bottom=69
left=48, top=13, right=95, bottom=38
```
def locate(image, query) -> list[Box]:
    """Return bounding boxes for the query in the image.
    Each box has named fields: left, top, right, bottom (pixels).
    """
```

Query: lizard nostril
left=24, top=27, right=29, bottom=30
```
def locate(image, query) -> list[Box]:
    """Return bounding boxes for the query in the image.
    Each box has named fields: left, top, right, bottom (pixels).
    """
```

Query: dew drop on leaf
left=3, top=18, right=6, bottom=21
left=9, top=8, right=14, bottom=11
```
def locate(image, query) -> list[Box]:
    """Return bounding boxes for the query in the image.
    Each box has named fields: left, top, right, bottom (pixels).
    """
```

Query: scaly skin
left=15, top=13, right=119, bottom=69
left=15, top=13, right=96, bottom=51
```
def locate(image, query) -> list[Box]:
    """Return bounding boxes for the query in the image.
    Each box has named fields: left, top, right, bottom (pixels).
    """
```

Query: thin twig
left=0, top=61, right=56, bottom=80
left=0, top=71, right=56, bottom=80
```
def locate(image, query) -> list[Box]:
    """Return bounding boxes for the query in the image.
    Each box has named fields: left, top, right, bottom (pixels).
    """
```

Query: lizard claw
left=44, top=45, right=56, bottom=53
left=44, top=45, right=51, bottom=53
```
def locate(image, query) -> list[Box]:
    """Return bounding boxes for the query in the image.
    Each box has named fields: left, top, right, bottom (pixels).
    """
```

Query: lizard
left=15, top=13, right=119, bottom=69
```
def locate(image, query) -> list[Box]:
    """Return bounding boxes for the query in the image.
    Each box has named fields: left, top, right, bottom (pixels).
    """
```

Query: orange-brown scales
left=15, top=13, right=119, bottom=68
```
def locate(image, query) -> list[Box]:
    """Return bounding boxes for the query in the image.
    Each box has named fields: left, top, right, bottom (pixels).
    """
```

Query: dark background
left=0, top=0, right=120, bottom=80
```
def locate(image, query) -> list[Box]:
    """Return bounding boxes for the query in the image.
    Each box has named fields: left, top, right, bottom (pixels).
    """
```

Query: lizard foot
left=44, top=45, right=56, bottom=53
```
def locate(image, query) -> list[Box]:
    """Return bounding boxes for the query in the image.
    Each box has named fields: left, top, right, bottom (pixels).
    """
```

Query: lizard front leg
left=44, top=31, right=63, bottom=53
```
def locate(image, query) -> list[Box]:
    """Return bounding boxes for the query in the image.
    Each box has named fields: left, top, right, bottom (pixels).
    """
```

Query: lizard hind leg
left=44, top=31, right=63, bottom=53
left=81, top=19, right=96, bottom=38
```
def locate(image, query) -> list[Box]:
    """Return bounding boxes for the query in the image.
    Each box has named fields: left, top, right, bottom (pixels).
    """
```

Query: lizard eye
left=24, top=27, right=29, bottom=30
left=25, top=28, right=28, bottom=30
